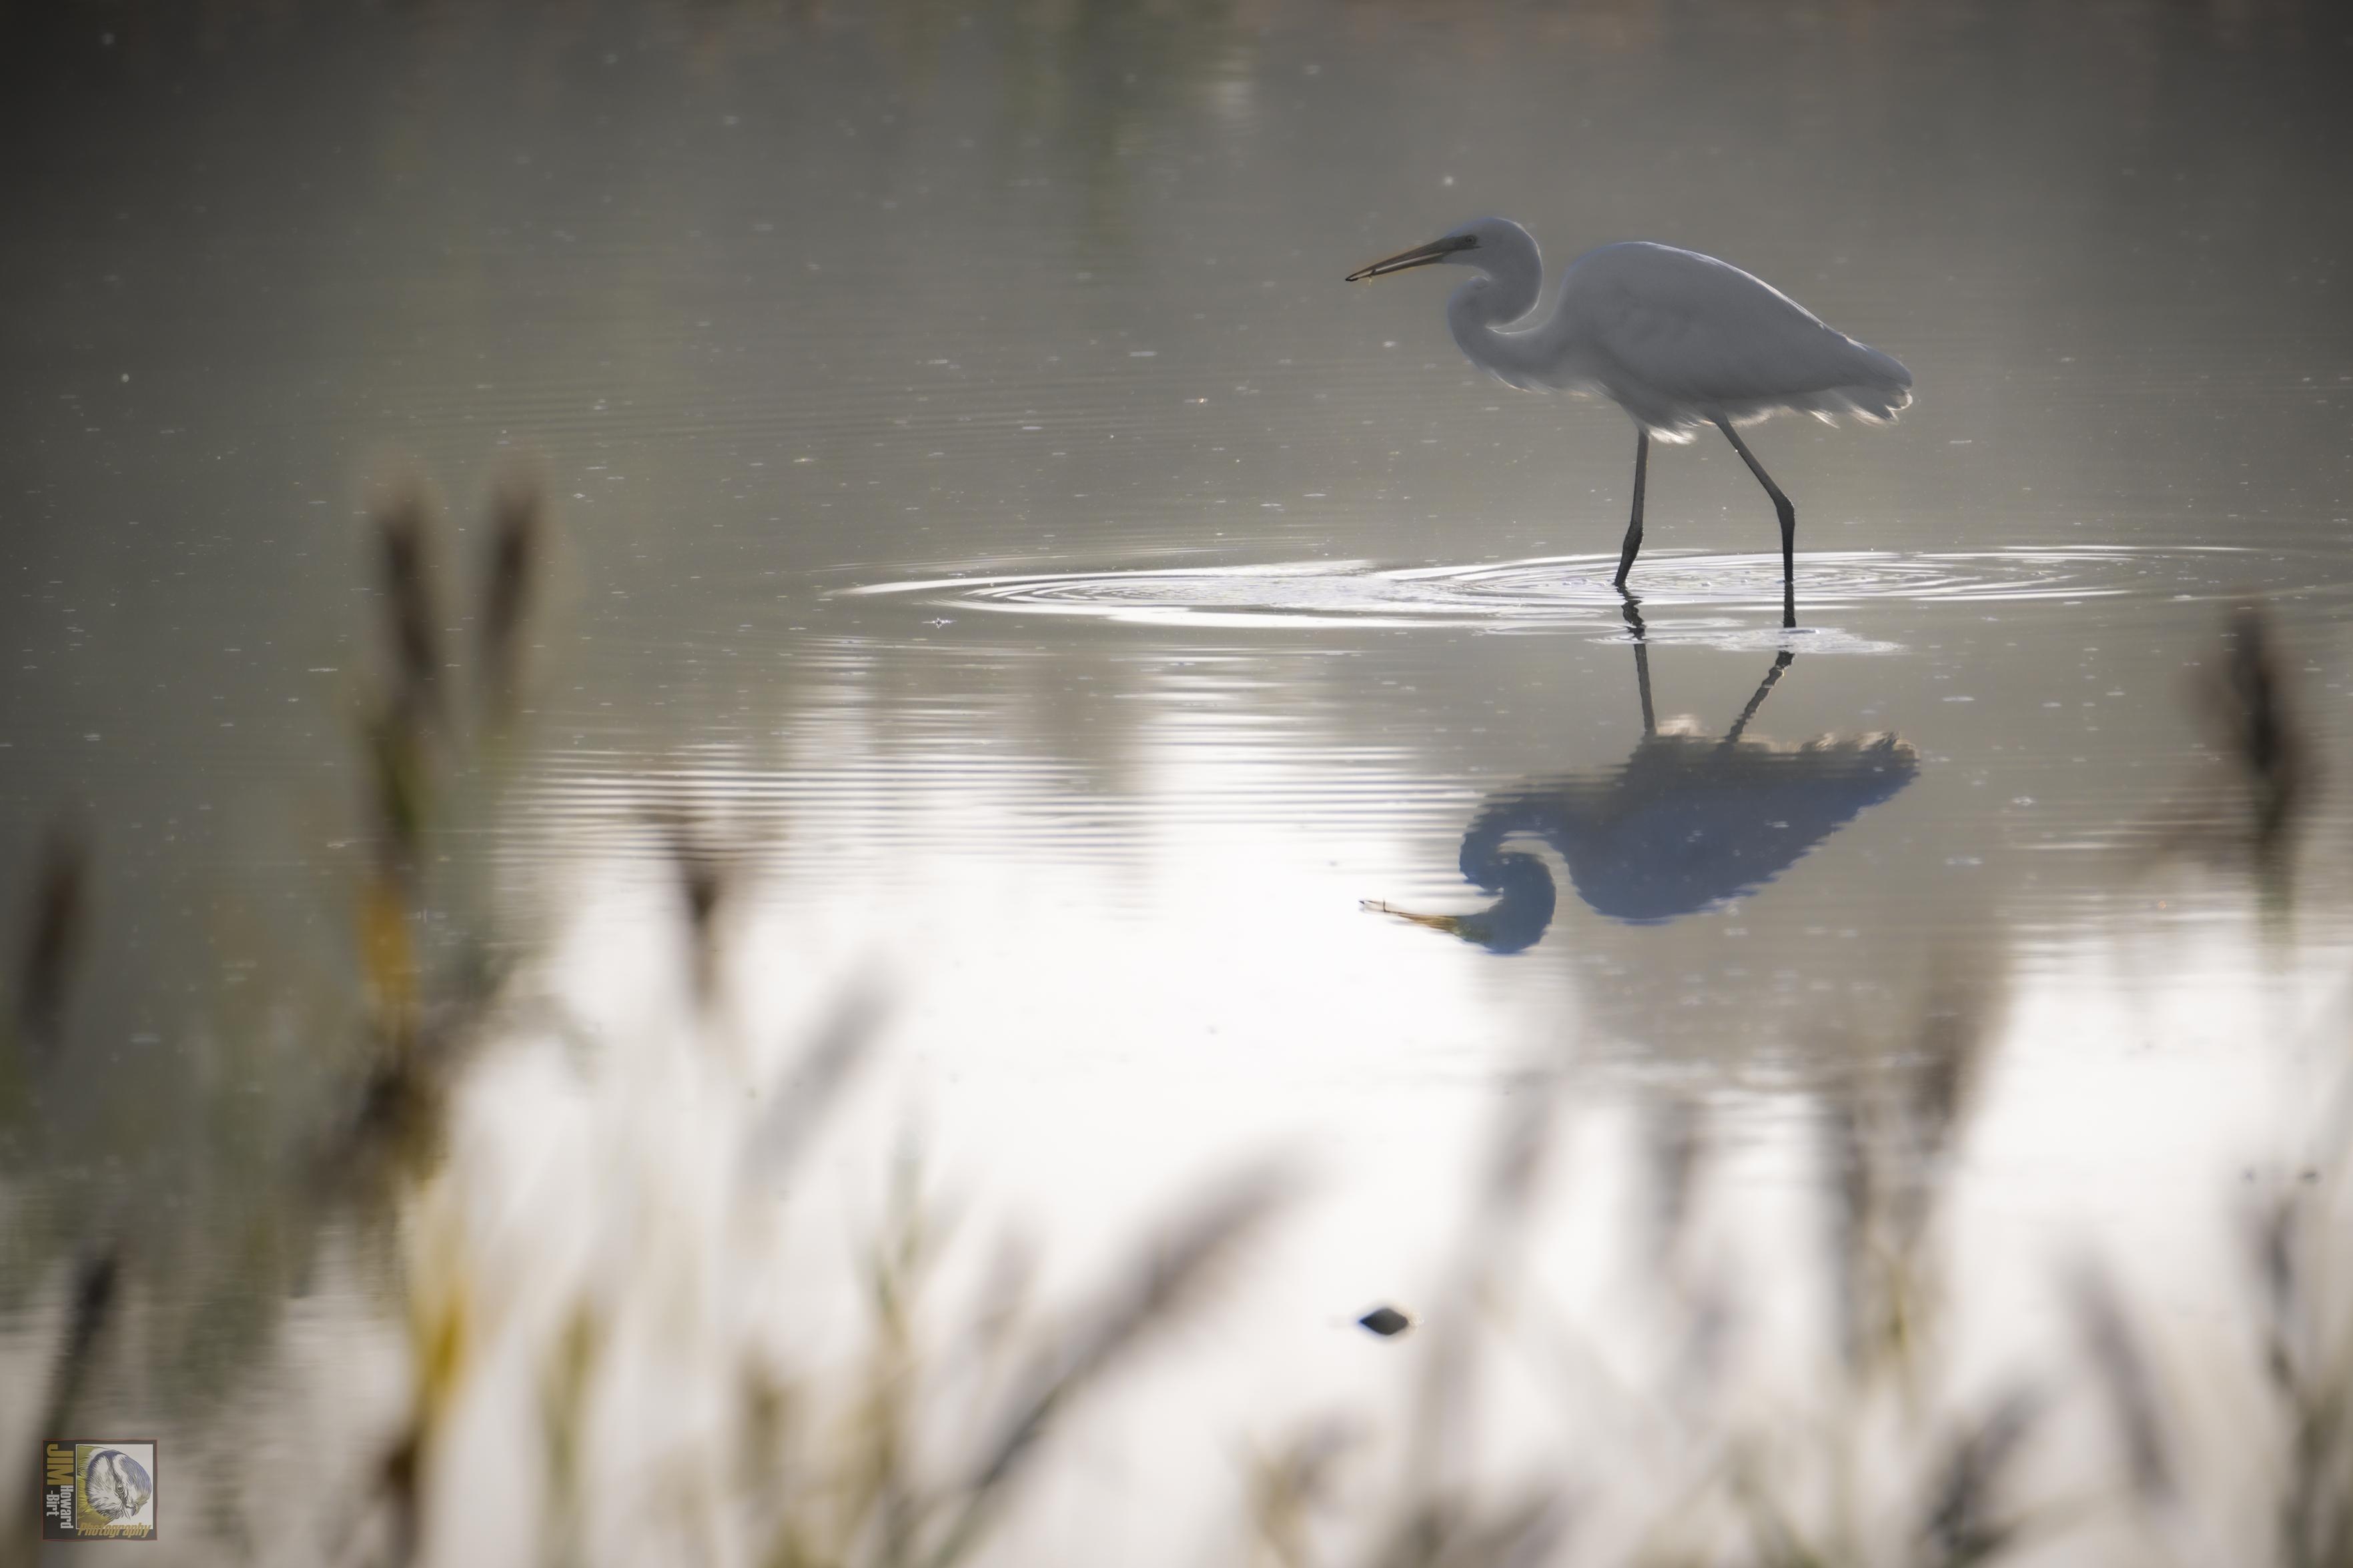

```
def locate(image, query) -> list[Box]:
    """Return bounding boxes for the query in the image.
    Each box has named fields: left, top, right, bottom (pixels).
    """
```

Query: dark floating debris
left=1357, top=1305, right=1413, bottom=1338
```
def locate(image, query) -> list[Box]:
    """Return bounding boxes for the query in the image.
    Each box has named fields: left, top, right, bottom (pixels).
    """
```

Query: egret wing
left=1566, top=243, right=1910, bottom=432
left=1558, top=732, right=1919, bottom=922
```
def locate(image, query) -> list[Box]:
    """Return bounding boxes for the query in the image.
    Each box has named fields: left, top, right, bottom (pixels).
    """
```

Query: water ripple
left=845, top=546, right=2310, bottom=637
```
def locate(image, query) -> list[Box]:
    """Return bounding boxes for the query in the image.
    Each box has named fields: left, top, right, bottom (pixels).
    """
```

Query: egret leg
left=1632, top=642, right=1657, bottom=737
left=1713, top=418, right=1797, bottom=629
left=1619, top=593, right=1656, bottom=734
left=1723, top=650, right=1795, bottom=743
left=1619, top=590, right=1647, bottom=640
left=1613, top=429, right=1649, bottom=589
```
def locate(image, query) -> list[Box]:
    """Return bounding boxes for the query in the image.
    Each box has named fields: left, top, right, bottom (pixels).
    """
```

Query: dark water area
left=5, top=2, right=2353, bottom=1563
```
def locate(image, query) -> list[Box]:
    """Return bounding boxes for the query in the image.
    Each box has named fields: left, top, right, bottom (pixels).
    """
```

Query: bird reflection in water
left=1369, top=617, right=1918, bottom=953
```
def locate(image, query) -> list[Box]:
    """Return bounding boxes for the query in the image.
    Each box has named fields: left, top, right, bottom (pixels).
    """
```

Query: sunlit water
left=856, top=544, right=2349, bottom=627
left=4, top=1, right=2353, bottom=1562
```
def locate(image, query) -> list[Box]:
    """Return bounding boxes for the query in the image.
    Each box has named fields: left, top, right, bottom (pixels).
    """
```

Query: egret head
left=1345, top=217, right=1532, bottom=283
left=1361, top=830, right=1558, bottom=955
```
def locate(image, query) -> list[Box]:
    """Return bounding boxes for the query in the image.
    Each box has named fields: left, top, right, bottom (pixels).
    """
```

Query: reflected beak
left=1361, top=898, right=1468, bottom=937
left=1344, top=233, right=1477, bottom=282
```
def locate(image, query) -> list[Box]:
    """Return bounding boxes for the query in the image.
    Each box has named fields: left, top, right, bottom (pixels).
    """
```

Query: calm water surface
left=5, top=2, right=2353, bottom=1561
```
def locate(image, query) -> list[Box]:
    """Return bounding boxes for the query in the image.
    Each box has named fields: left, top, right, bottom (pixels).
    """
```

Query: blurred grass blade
left=2067, top=1261, right=2177, bottom=1505
left=15, top=824, right=86, bottom=1060
left=1917, top=1385, right=2045, bottom=1567
left=744, top=979, right=889, bottom=1185
left=374, top=479, right=447, bottom=730
left=925, top=1162, right=1297, bottom=1567
left=478, top=473, right=544, bottom=720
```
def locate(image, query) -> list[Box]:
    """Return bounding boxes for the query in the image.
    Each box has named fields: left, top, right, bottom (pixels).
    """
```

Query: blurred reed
left=2208, top=602, right=2312, bottom=855
left=13, top=825, right=86, bottom=1064
left=314, top=466, right=1303, bottom=1568
left=477, top=471, right=546, bottom=726
left=0, top=826, right=119, bottom=1567
left=2248, top=1170, right=2353, bottom=1568
left=1238, top=950, right=2061, bottom=1568
left=2054, top=1030, right=2353, bottom=1568
left=336, top=465, right=565, bottom=1191
left=2142, top=599, right=2322, bottom=903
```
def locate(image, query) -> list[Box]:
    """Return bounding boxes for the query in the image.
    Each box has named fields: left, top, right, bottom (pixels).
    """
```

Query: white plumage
left=1348, top=217, right=1912, bottom=623
left=1555, top=240, right=1911, bottom=436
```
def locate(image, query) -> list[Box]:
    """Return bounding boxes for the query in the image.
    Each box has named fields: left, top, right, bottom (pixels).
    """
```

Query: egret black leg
left=1632, top=641, right=1657, bottom=737
left=1713, top=418, right=1797, bottom=628
left=1723, top=650, right=1795, bottom=743
left=1620, top=588, right=1655, bottom=732
left=1613, top=429, right=1649, bottom=589
left=1618, top=586, right=1647, bottom=638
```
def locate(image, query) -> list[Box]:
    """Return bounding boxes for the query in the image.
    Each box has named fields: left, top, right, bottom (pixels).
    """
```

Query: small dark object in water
left=1358, top=1305, right=1412, bottom=1337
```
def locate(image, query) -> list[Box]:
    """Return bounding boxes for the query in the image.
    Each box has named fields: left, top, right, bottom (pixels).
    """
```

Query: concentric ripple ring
left=843, top=546, right=2334, bottom=634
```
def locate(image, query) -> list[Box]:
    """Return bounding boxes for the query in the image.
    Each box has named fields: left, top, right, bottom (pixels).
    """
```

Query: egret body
left=1346, top=218, right=1911, bottom=627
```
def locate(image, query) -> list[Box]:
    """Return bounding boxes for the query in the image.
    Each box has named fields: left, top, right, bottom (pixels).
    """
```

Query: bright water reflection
left=4, top=0, right=2353, bottom=1561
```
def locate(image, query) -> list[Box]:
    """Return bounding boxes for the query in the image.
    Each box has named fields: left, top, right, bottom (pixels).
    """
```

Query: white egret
left=1346, top=218, right=1912, bottom=626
